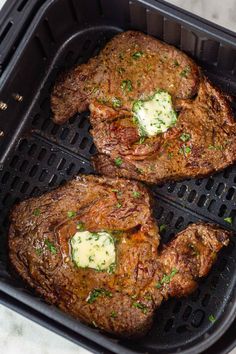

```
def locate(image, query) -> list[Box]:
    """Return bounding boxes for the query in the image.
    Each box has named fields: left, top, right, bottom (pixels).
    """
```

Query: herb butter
left=70, top=231, right=116, bottom=273
left=132, top=90, right=177, bottom=137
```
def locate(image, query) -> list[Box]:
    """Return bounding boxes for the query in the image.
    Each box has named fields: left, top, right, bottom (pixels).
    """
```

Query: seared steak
left=9, top=175, right=230, bottom=337
left=51, top=31, right=236, bottom=184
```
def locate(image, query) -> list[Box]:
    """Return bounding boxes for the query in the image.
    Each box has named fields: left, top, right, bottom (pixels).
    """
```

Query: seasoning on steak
left=51, top=31, right=236, bottom=184
left=9, top=175, right=230, bottom=338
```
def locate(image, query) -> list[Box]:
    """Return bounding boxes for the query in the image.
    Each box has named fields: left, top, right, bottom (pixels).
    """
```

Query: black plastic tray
left=0, top=1, right=236, bottom=353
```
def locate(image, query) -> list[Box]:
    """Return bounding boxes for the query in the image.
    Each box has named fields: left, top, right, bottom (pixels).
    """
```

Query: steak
left=51, top=31, right=236, bottom=184
left=9, top=174, right=230, bottom=337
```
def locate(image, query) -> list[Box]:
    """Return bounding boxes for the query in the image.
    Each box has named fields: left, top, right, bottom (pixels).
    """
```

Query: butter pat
left=70, top=231, right=116, bottom=273
left=132, top=90, right=177, bottom=137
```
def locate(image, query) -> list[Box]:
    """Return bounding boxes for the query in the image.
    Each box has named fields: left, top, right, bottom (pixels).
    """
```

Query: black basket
left=0, top=1, right=236, bottom=353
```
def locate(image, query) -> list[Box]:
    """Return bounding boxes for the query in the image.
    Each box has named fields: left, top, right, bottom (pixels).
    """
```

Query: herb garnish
left=179, top=146, right=191, bottom=155
left=224, top=217, right=233, bottom=225
left=159, top=224, right=166, bottom=232
left=138, top=136, right=146, bottom=144
left=107, top=262, right=116, bottom=274
left=168, top=152, right=173, bottom=159
left=67, top=210, right=76, bottom=218
left=110, top=311, right=117, bottom=318
left=180, top=133, right=191, bottom=142
left=114, top=157, right=123, bottom=167
left=208, top=145, right=223, bottom=151
left=132, top=302, right=148, bottom=314
left=33, top=208, right=41, bottom=216
left=112, top=97, right=122, bottom=108
left=121, top=79, right=133, bottom=92
left=116, top=202, right=122, bottom=208
left=117, top=67, right=125, bottom=74
left=156, top=268, right=178, bottom=288
left=35, top=248, right=42, bottom=256
left=209, top=314, right=216, bottom=323
left=174, top=60, right=179, bottom=67
left=132, top=51, right=143, bottom=59
left=45, top=239, right=57, bottom=255
left=132, top=191, right=140, bottom=198
left=87, top=288, right=112, bottom=304
left=180, top=66, right=191, bottom=78
left=76, top=221, right=84, bottom=231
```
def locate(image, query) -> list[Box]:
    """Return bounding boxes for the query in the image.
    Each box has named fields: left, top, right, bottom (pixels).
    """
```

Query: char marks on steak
left=51, top=31, right=236, bottom=184
left=9, top=175, right=230, bottom=337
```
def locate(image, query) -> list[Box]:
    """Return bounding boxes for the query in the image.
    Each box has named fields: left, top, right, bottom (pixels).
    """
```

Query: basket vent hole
left=223, top=167, right=231, bottom=179
left=49, top=175, right=57, bottom=187
left=89, top=144, right=97, bottom=154
left=70, top=133, right=79, bottom=145
left=67, top=163, right=76, bottom=175
left=201, top=293, right=211, bottom=307
left=28, top=144, right=37, bottom=156
left=215, top=183, right=225, bottom=196
left=20, top=181, right=29, bottom=193
left=0, top=21, right=13, bottom=43
left=226, top=187, right=235, bottom=200
left=210, top=275, right=219, bottom=289
left=164, top=318, right=174, bottom=332
left=208, top=199, right=216, bottom=212
left=19, top=160, right=28, bottom=172
left=17, top=0, right=28, bottom=11
left=78, top=116, right=87, bottom=128
left=175, top=216, right=184, bottom=229
left=191, top=288, right=200, bottom=302
left=29, top=165, right=38, bottom=177
left=32, top=114, right=41, bottom=126
left=205, top=178, right=214, bottom=190
left=47, top=154, right=56, bottom=166
left=38, top=148, right=47, bottom=161
left=177, top=185, right=186, bottom=198
left=51, top=125, right=60, bottom=135
left=80, top=137, right=88, bottom=150
left=197, top=194, right=206, bottom=207
left=39, top=170, right=48, bottom=182
left=218, top=204, right=227, bottom=217
left=57, top=158, right=66, bottom=170
left=191, top=310, right=205, bottom=328
left=182, top=305, right=192, bottom=321
left=195, top=179, right=203, bottom=186
left=30, top=186, right=40, bottom=197
left=173, top=301, right=182, bottom=314
left=79, top=167, right=86, bottom=173
left=10, top=155, right=19, bottom=168
left=155, top=206, right=164, bottom=219
left=18, top=139, right=28, bottom=152
left=187, top=190, right=196, bottom=203
left=1, top=172, right=10, bottom=184
left=176, top=325, right=189, bottom=334
left=167, top=182, right=176, bottom=193
left=11, top=176, right=20, bottom=189
left=60, top=128, right=69, bottom=140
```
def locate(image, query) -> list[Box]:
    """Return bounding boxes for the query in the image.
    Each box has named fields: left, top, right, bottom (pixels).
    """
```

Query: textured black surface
left=0, top=1, right=236, bottom=353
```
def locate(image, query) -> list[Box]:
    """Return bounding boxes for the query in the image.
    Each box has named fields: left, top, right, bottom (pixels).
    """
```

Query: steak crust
left=51, top=31, right=236, bottom=184
left=9, top=175, right=230, bottom=337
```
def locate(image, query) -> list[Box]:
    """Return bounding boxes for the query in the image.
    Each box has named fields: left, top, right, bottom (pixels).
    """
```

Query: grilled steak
left=51, top=31, right=236, bottom=184
left=9, top=175, right=230, bottom=337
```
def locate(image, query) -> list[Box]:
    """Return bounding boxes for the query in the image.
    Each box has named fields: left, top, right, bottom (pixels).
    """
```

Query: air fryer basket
left=0, top=1, right=236, bottom=353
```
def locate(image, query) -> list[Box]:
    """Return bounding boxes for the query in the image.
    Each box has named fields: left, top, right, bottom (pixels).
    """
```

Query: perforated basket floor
left=0, top=1, right=236, bottom=354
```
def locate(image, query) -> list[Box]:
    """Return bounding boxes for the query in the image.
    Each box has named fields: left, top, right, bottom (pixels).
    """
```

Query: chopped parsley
left=35, top=248, right=42, bottom=256
left=132, top=51, right=143, bottom=59
left=224, top=217, right=233, bottom=225
left=121, top=79, right=133, bottom=92
left=76, top=221, right=84, bottom=231
left=117, top=67, right=125, bottom=74
left=114, top=157, right=123, bottom=167
left=168, top=152, right=173, bottom=159
left=44, top=239, right=57, bottom=255
left=132, top=301, right=148, bottom=314
left=87, top=288, right=112, bottom=304
left=107, top=262, right=116, bottom=274
left=112, top=97, right=122, bottom=108
left=33, top=208, right=41, bottom=216
left=179, top=146, right=191, bottom=155
left=209, top=314, right=216, bottom=323
left=156, top=268, right=178, bottom=288
left=174, top=60, right=179, bottom=67
left=116, top=202, right=122, bottom=208
left=208, top=145, right=223, bottom=151
left=110, top=311, right=117, bottom=318
left=138, top=136, right=146, bottom=144
left=180, top=66, right=191, bottom=78
left=180, top=133, right=191, bottom=142
left=159, top=224, right=166, bottom=232
left=67, top=210, right=76, bottom=218
left=132, top=191, right=140, bottom=198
